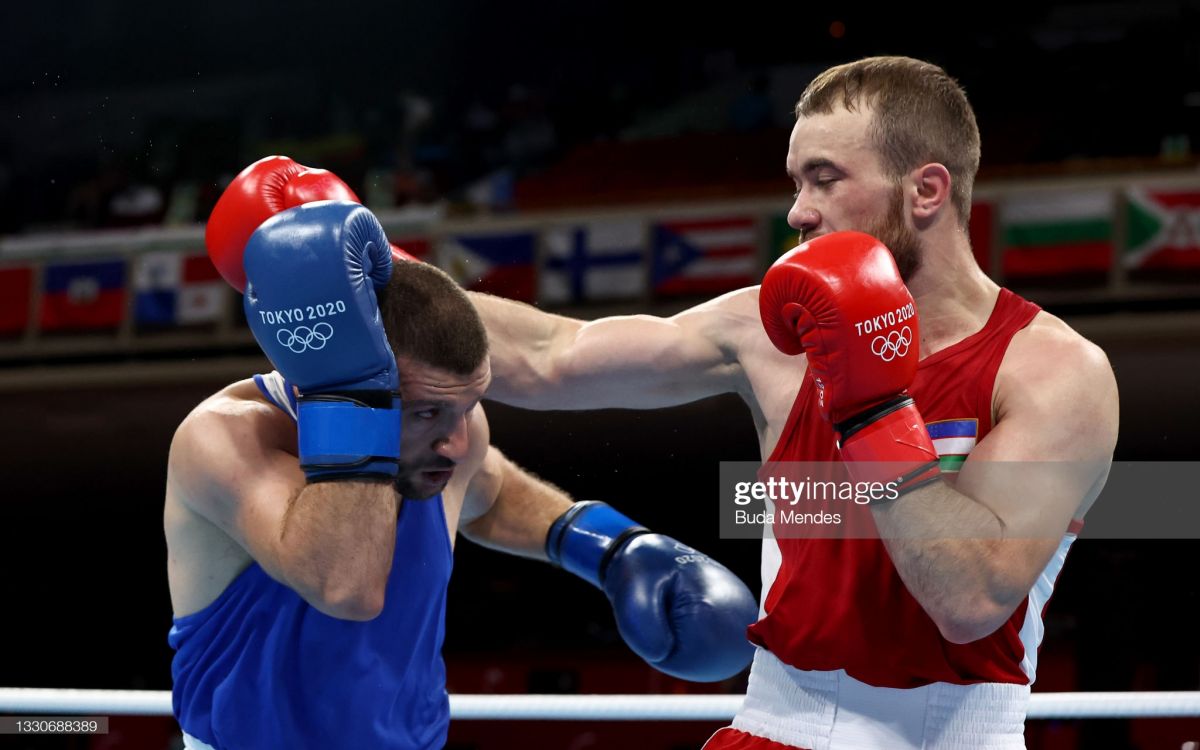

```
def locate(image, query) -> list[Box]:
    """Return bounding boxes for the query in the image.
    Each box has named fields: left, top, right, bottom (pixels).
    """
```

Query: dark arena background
left=2, top=2, right=1199, bottom=748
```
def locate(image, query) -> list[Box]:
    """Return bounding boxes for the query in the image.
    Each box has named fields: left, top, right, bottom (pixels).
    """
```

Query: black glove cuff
left=835, top=396, right=915, bottom=443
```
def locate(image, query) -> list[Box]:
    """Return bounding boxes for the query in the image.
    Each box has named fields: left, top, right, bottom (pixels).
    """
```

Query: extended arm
left=469, top=290, right=754, bottom=410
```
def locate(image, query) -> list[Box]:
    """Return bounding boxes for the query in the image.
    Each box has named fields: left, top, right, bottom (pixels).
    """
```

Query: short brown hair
left=796, top=56, right=980, bottom=228
left=377, top=261, right=488, bottom=376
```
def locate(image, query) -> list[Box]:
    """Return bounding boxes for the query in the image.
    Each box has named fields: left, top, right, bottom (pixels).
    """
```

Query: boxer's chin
left=393, top=468, right=454, bottom=500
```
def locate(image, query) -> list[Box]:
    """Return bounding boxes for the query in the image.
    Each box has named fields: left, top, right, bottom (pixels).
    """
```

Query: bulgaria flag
left=1000, top=191, right=1113, bottom=278
left=1124, top=187, right=1200, bottom=270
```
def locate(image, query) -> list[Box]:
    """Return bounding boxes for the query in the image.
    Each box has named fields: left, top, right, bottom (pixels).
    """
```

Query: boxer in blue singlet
left=164, top=197, right=759, bottom=749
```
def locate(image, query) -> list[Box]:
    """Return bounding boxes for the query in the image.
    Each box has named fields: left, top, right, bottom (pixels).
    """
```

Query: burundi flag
left=540, top=220, right=646, bottom=304
left=1124, top=187, right=1200, bottom=270
left=652, top=216, right=758, bottom=297
left=439, top=232, right=536, bottom=302
left=927, top=419, right=978, bottom=473
left=999, top=191, right=1113, bottom=279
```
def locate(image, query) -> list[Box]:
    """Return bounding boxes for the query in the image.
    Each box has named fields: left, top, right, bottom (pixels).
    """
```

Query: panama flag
left=439, top=232, right=536, bottom=302
left=540, top=220, right=646, bottom=304
left=999, top=190, right=1113, bottom=278
left=134, top=251, right=226, bottom=326
left=1124, top=187, right=1200, bottom=270
left=652, top=216, right=759, bottom=296
left=927, top=419, right=978, bottom=473
left=40, top=259, right=126, bottom=331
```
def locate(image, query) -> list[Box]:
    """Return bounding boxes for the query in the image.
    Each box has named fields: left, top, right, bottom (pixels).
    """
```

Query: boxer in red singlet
left=472, top=56, right=1118, bottom=749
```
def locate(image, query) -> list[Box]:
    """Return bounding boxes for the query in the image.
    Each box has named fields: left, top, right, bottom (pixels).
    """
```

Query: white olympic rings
left=276, top=322, right=334, bottom=354
left=870, top=325, right=912, bottom=362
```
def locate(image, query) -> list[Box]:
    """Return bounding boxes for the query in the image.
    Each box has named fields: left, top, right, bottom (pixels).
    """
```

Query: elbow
left=315, top=580, right=387, bottom=622
left=931, top=601, right=1013, bottom=645
left=281, top=553, right=389, bottom=621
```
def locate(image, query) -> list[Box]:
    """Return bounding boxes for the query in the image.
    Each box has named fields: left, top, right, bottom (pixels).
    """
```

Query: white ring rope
left=1, top=689, right=1199, bottom=720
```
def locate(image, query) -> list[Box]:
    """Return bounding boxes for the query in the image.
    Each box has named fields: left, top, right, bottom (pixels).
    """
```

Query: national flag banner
left=40, top=259, right=126, bottom=331
left=927, top=419, right=978, bottom=473
left=769, top=214, right=800, bottom=261
left=1124, top=187, right=1200, bottom=270
left=540, top=220, right=646, bottom=304
left=999, top=190, right=1113, bottom=279
left=0, top=266, right=34, bottom=335
left=134, top=251, right=225, bottom=326
left=438, top=232, right=536, bottom=302
left=652, top=215, right=759, bottom=297
left=391, top=237, right=432, bottom=263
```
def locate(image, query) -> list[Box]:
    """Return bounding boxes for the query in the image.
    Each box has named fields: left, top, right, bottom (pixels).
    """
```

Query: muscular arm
left=469, top=289, right=755, bottom=410
left=168, top=389, right=398, bottom=620
left=870, top=321, right=1119, bottom=643
left=457, top=445, right=573, bottom=560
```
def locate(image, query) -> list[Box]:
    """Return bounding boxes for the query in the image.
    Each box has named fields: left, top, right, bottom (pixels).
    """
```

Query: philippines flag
left=439, top=232, right=536, bottom=302
left=652, top=216, right=759, bottom=296
left=134, top=251, right=226, bottom=326
left=540, top=220, right=646, bottom=304
left=40, top=260, right=126, bottom=331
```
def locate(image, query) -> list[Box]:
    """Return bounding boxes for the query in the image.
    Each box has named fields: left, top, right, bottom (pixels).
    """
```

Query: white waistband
left=731, top=649, right=1030, bottom=750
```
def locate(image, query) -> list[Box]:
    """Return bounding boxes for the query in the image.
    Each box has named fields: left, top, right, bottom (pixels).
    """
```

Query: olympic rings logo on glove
left=870, top=326, right=912, bottom=362
left=277, top=322, right=334, bottom=354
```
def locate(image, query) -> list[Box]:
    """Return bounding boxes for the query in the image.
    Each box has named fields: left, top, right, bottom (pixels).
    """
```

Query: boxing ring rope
left=2, top=689, right=1200, bottom=720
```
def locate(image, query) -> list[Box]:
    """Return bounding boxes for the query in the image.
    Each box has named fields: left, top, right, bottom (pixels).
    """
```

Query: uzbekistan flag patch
left=926, top=419, right=978, bottom=472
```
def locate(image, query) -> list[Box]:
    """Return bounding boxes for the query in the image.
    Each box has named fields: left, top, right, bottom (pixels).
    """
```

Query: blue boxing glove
left=547, top=501, right=757, bottom=682
left=244, top=200, right=400, bottom=482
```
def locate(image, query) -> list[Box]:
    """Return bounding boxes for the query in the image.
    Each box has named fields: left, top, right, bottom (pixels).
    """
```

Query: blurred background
left=2, top=1, right=1199, bottom=748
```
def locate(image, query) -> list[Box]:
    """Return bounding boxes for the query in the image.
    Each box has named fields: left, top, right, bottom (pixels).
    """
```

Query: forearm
left=462, top=455, right=572, bottom=560
left=870, top=482, right=1026, bottom=643
left=278, top=480, right=399, bottom=619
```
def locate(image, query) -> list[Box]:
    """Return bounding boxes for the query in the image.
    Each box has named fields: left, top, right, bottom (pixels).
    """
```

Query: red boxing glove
left=760, top=231, right=939, bottom=494
left=390, top=243, right=418, bottom=263
left=205, top=156, right=360, bottom=292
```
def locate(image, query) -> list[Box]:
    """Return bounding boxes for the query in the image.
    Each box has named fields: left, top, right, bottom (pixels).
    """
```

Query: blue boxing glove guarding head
left=244, top=200, right=401, bottom=482
left=547, top=501, right=758, bottom=682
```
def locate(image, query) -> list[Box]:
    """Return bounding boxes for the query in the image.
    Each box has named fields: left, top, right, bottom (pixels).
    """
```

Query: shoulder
left=994, top=311, right=1118, bottom=456
left=169, top=379, right=297, bottom=511
left=1002, top=311, right=1114, bottom=392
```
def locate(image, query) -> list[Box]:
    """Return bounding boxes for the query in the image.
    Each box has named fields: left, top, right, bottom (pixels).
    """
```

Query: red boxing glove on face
left=205, top=156, right=360, bottom=292
left=760, top=231, right=940, bottom=494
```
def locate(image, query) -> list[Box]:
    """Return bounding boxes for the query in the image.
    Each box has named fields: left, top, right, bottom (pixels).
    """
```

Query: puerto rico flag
left=439, top=232, right=536, bottom=302
left=652, top=216, right=759, bottom=296
left=927, top=418, right=978, bottom=473
left=134, top=251, right=225, bottom=326
left=40, top=260, right=126, bottom=331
